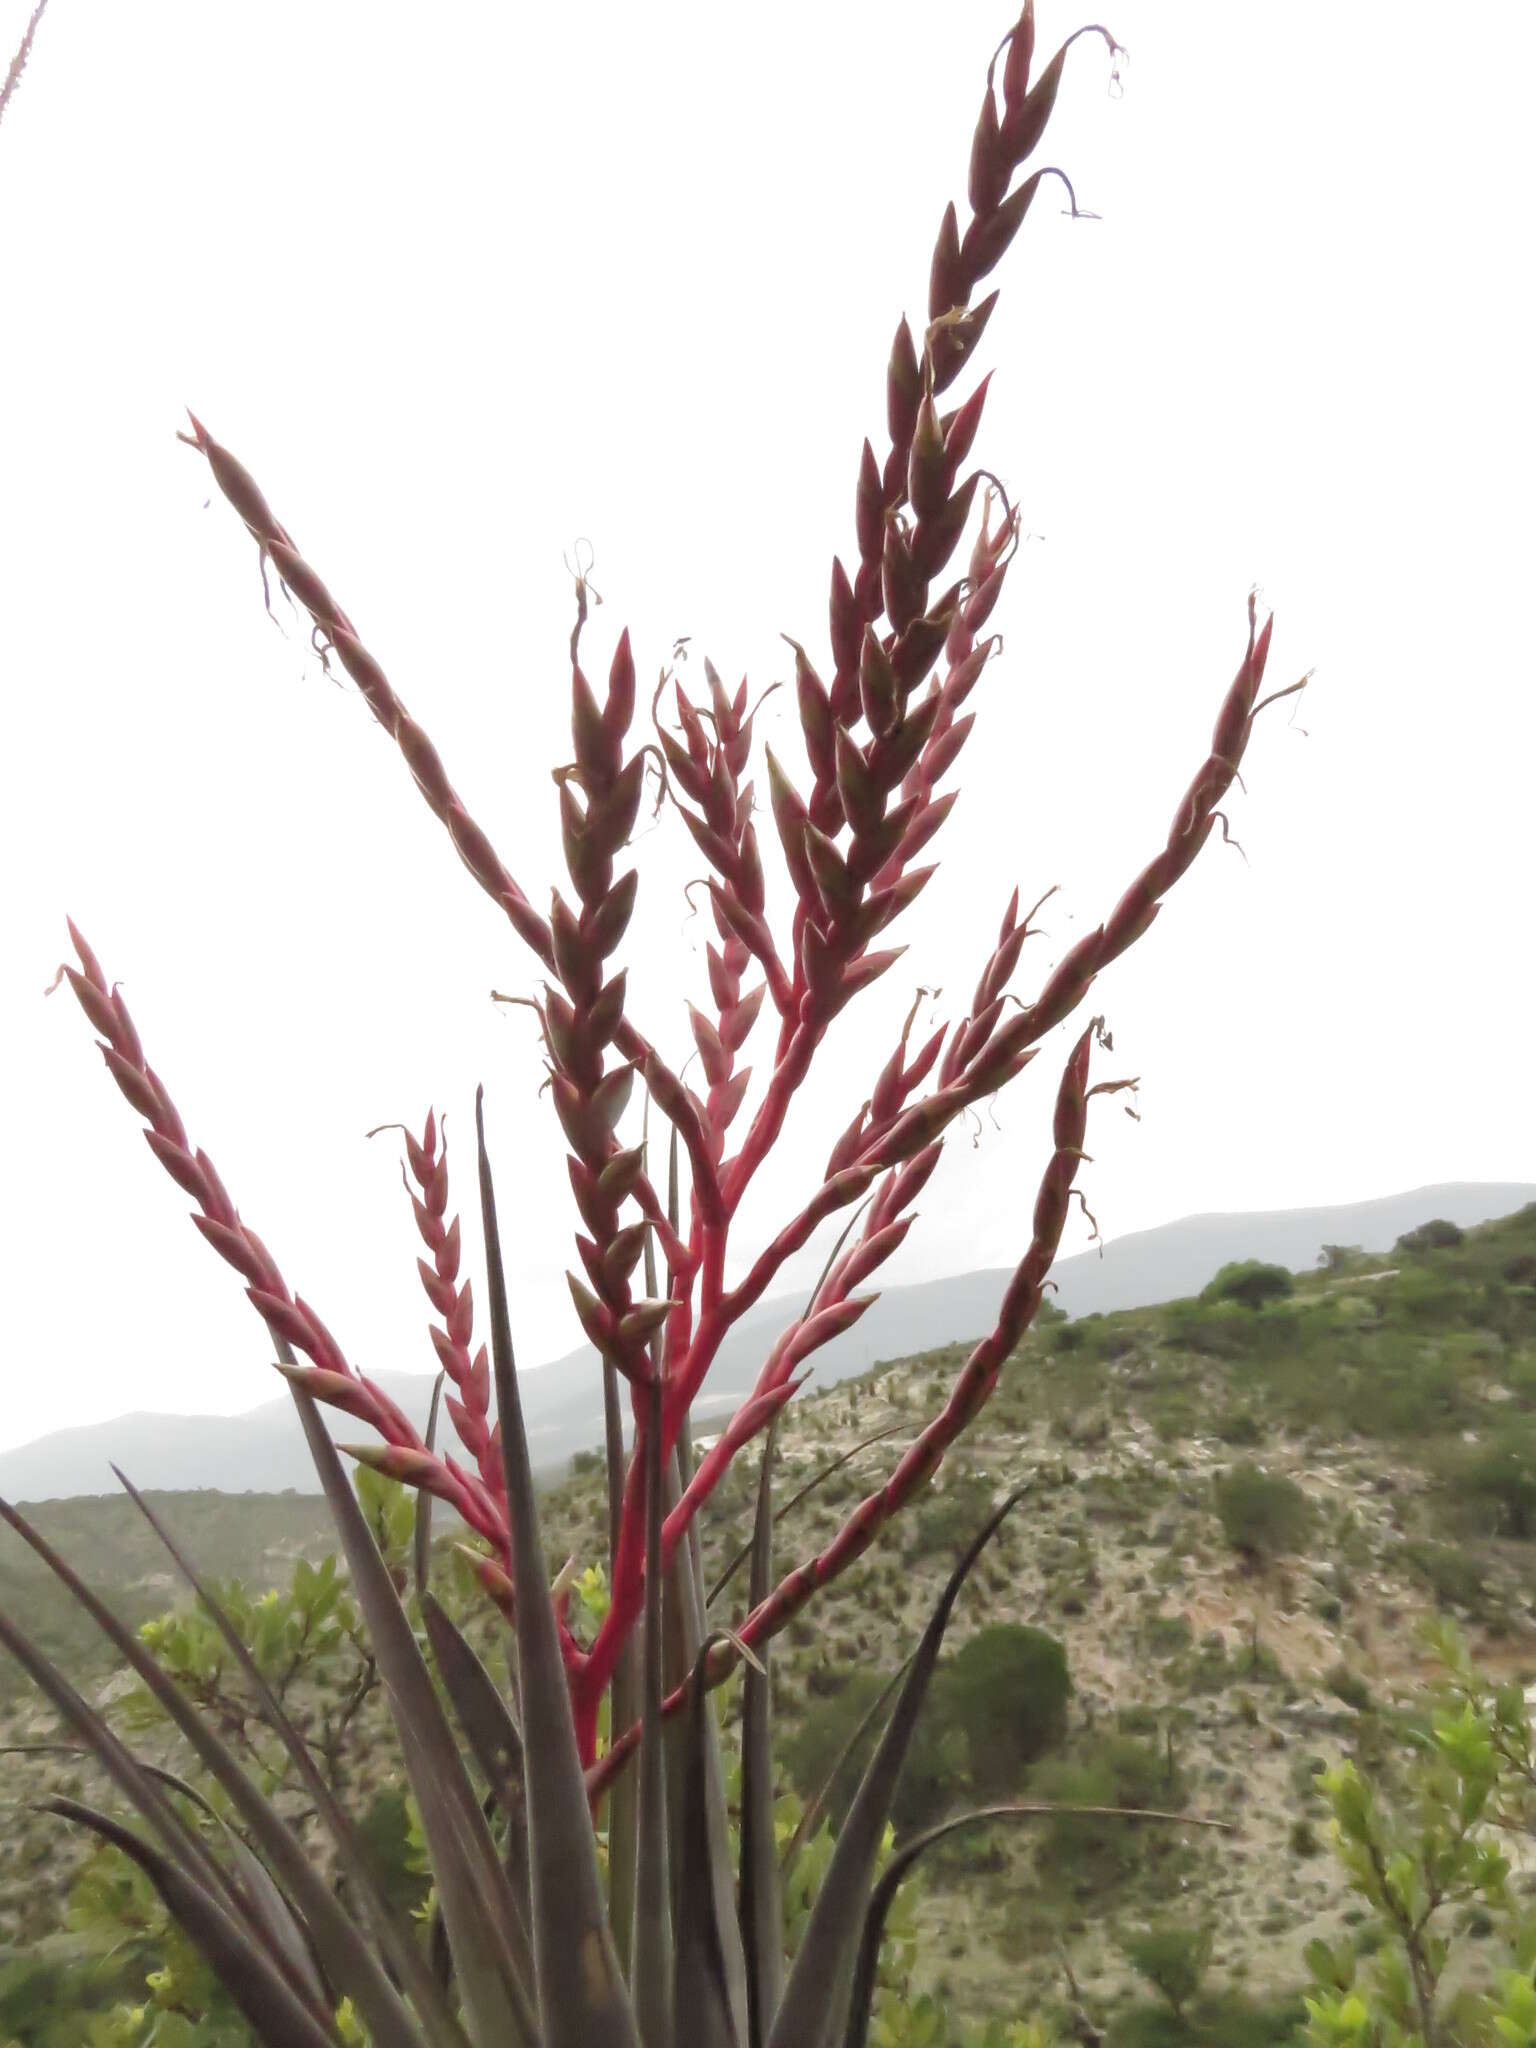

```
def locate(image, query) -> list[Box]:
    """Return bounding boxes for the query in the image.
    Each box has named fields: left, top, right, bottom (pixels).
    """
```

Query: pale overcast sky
left=2, top=1, right=1532, bottom=1456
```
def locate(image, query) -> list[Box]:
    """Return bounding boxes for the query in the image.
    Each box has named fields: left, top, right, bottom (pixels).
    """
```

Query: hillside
left=2, top=1181, right=1529, bottom=1502
left=2, top=1198, right=1535, bottom=2041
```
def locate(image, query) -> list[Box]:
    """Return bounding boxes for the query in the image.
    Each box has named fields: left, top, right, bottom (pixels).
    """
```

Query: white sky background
left=1, top=1, right=1532, bottom=1456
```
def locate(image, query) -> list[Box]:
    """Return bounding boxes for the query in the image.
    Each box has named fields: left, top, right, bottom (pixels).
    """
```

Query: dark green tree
left=1201, top=1261, right=1295, bottom=1311
left=947, top=1624, right=1071, bottom=1791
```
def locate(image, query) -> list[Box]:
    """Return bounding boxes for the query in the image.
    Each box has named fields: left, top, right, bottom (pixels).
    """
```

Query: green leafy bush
left=1443, top=1430, right=1536, bottom=1539
left=1394, top=1218, right=1465, bottom=1253
left=1034, top=1735, right=1177, bottom=1881
left=1400, top=1539, right=1489, bottom=1614
left=907, top=1473, right=1002, bottom=1560
left=1214, top=1463, right=1313, bottom=1562
left=947, top=1624, right=1072, bottom=1791
left=1122, top=1923, right=1212, bottom=2020
left=1200, top=1261, right=1295, bottom=1311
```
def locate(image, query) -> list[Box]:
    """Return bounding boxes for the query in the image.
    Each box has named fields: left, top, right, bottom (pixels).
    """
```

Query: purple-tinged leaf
left=476, top=1086, right=640, bottom=2048
left=0, top=1494, right=455, bottom=2048
left=42, top=1798, right=338, bottom=2048
left=740, top=1421, right=783, bottom=2048
left=767, top=1490, right=1027, bottom=2048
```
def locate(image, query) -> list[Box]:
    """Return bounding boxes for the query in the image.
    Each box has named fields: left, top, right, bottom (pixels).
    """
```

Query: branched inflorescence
left=59, top=2, right=1301, bottom=1774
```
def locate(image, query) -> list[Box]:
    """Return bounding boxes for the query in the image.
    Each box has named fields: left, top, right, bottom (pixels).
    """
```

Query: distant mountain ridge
left=4, top=1182, right=1530, bottom=1502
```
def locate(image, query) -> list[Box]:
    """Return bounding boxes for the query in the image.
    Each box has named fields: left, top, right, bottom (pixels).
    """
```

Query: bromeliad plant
left=1, top=5, right=1303, bottom=2044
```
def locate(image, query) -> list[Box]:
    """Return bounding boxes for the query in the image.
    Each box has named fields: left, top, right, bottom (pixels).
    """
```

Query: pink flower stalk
left=63, top=1, right=1304, bottom=1772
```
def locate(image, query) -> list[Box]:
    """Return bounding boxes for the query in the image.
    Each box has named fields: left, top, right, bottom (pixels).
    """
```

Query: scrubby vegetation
left=4, top=1203, right=1536, bottom=2041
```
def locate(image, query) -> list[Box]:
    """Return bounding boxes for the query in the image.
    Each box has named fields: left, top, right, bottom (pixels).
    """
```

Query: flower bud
left=1000, top=43, right=1065, bottom=163
left=688, top=1004, right=733, bottom=1088
left=803, top=823, right=861, bottom=925
left=596, top=1144, right=645, bottom=1203
left=856, top=439, right=885, bottom=563
left=1001, top=2, right=1036, bottom=112
left=892, top=606, right=958, bottom=693
left=790, top=643, right=836, bottom=783
left=875, top=688, right=945, bottom=788
left=908, top=395, right=949, bottom=520
left=585, top=868, right=639, bottom=960
left=927, top=289, right=998, bottom=393
left=858, top=628, right=902, bottom=740
left=737, top=821, right=767, bottom=915
left=834, top=728, right=883, bottom=837
left=765, top=747, right=816, bottom=905
left=928, top=200, right=965, bottom=323
left=881, top=521, right=926, bottom=636
left=886, top=317, right=922, bottom=451
left=913, top=474, right=979, bottom=580
left=720, top=982, right=765, bottom=1055
left=829, top=557, right=862, bottom=679
left=604, top=628, right=636, bottom=741
left=968, top=89, right=1008, bottom=218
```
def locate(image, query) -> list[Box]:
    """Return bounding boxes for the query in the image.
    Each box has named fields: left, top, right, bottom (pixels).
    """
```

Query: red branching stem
left=584, top=1020, right=1126, bottom=1803
left=584, top=589, right=1293, bottom=1711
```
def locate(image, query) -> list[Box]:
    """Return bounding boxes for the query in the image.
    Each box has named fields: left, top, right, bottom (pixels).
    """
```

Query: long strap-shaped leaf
left=840, top=1800, right=1229, bottom=2048
left=138, top=1763, right=330, bottom=2013
left=767, top=1489, right=1027, bottom=2048
left=477, top=1085, right=641, bottom=2048
left=659, top=1437, right=751, bottom=2041
left=0, top=1496, right=455, bottom=2048
left=286, top=1394, right=540, bottom=2047
left=739, top=1421, right=783, bottom=2048
left=118, top=1464, right=526, bottom=2035
left=612, top=1105, right=662, bottom=1981
left=631, top=1371, right=672, bottom=2048
left=26, top=1744, right=342, bottom=2019
left=667, top=1122, right=707, bottom=1642
left=414, top=1372, right=446, bottom=1600
left=674, top=1635, right=745, bottom=2048
left=419, top=1592, right=526, bottom=1824
left=0, top=1597, right=255, bottom=1935
left=419, top=1590, right=532, bottom=1935
left=603, top=1352, right=639, bottom=1973
left=42, top=1796, right=341, bottom=2048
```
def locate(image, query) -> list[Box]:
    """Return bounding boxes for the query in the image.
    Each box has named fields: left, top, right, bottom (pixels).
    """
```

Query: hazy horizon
left=4, top=1179, right=1531, bottom=1466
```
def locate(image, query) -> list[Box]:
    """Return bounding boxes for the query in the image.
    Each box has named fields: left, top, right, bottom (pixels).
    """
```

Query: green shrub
left=947, top=1624, right=1072, bottom=1790
left=907, top=1472, right=999, bottom=1559
left=1395, top=1217, right=1465, bottom=1253
left=1324, top=1661, right=1373, bottom=1714
left=1122, top=1922, right=1212, bottom=2021
left=352, top=1784, right=433, bottom=1920
left=780, top=1668, right=889, bottom=1822
left=1036, top=1735, right=1176, bottom=1881
left=1144, top=1612, right=1194, bottom=1658
left=1214, top=1404, right=1265, bottom=1446
left=1401, top=1539, right=1488, bottom=1613
left=1200, top=1260, right=1295, bottom=1311
left=1444, top=1432, right=1536, bottom=1539
left=1214, top=1463, right=1313, bottom=1562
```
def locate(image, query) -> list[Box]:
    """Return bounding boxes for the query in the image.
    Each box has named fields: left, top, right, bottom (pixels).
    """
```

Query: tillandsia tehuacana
left=1, top=4, right=1304, bottom=2044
